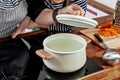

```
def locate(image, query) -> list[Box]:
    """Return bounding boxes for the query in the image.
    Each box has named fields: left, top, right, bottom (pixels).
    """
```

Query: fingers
left=11, top=27, right=18, bottom=38
left=73, top=10, right=84, bottom=16
left=60, top=4, right=84, bottom=16
left=74, top=10, right=81, bottom=15
left=11, top=30, right=19, bottom=38
left=72, top=4, right=84, bottom=16
left=11, top=25, right=25, bottom=38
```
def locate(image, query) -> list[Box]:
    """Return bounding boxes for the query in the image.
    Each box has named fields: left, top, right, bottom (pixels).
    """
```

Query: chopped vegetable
left=97, top=22, right=112, bottom=29
left=97, top=22, right=120, bottom=37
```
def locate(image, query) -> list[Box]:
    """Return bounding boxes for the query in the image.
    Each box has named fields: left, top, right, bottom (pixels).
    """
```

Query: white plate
left=56, top=14, right=98, bottom=28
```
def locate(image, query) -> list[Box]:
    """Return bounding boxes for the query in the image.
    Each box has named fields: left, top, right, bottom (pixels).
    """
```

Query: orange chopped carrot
left=97, top=22, right=112, bottom=29
left=98, top=25, right=120, bottom=37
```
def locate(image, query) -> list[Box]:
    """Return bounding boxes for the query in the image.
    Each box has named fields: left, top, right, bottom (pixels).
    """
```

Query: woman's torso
left=0, top=0, right=27, bottom=38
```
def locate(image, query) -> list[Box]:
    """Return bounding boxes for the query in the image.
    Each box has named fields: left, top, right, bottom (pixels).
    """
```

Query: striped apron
left=0, top=0, right=27, bottom=38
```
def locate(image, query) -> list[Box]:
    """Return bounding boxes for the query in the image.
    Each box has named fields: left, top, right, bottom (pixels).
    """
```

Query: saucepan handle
left=36, top=49, right=53, bottom=59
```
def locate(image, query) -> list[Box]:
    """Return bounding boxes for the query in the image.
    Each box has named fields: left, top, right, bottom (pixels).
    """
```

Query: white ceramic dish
left=56, top=14, right=98, bottom=28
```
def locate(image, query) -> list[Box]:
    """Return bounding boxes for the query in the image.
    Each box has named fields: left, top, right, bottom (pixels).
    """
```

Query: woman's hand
left=11, top=16, right=31, bottom=38
left=11, top=16, right=48, bottom=38
left=35, top=4, right=84, bottom=27
left=58, top=4, right=84, bottom=16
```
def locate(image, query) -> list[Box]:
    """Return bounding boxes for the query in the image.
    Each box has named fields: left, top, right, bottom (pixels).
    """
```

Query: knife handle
left=94, top=34, right=103, bottom=43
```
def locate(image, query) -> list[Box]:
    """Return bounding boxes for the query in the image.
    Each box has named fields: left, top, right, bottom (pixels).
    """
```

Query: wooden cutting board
left=80, top=28, right=120, bottom=49
left=80, top=64, right=120, bottom=80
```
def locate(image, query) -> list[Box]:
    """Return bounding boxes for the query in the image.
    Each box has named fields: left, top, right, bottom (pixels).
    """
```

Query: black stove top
left=24, top=32, right=103, bottom=80
left=37, top=57, right=103, bottom=80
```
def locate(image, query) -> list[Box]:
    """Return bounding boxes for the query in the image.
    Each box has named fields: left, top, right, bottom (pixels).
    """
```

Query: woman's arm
left=35, top=4, right=84, bottom=26
left=26, top=0, right=84, bottom=26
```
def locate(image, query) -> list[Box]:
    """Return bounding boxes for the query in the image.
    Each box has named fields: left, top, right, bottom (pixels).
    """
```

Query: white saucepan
left=36, top=33, right=87, bottom=73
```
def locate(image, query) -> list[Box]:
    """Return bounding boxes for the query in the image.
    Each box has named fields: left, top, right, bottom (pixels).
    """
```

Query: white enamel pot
left=36, top=33, right=87, bottom=73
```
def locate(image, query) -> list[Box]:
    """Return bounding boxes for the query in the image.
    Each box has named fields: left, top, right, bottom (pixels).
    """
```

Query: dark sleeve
left=26, top=0, right=47, bottom=21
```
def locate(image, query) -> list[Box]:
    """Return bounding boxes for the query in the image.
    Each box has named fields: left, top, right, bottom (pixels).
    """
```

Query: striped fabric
left=0, top=0, right=27, bottom=38
left=45, top=0, right=87, bottom=32
left=0, top=0, right=21, bottom=10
